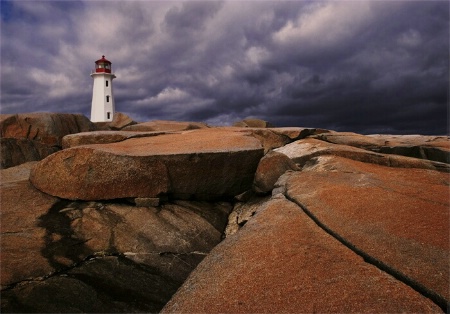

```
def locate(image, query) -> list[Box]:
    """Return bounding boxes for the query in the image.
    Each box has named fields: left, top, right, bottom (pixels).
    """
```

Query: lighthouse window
left=106, top=95, right=110, bottom=102
left=106, top=80, right=109, bottom=87
left=107, top=112, right=111, bottom=119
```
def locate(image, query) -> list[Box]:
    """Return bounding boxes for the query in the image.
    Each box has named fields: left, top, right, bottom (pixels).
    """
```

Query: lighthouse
left=90, top=55, right=116, bottom=122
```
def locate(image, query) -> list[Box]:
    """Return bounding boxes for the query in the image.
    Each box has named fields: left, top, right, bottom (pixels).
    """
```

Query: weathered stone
left=1, top=256, right=180, bottom=313
left=134, top=197, right=160, bottom=207
left=1, top=138, right=58, bottom=169
left=30, top=129, right=264, bottom=201
left=282, top=155, right=449, bottom=309
left=224, top=195, right=270, bottom=237
left=379, top=145, right=450, bottom=164
left=62, top=130, right=165, bottom=148
left=0, top=162, right=60, bottom=287
left=232, top=118, right=273, bottom=128
left=1, top=162, right=232, bottom=312
left=0, top=113, right=95, bottom=147
left=275, top=138, right=449, bottom=172
left=315, top=131, right=386, bottom=149
left=244, top=127, right=323, bottom=153
left=252, top=151, right=299, bottom=194
left=162, top=196, right=441, bottom=313
left=122, top=120, right=209, bottom=132
left=108, top=112, right=137, bottom=130
left=317, top=132, right=450, bottom=163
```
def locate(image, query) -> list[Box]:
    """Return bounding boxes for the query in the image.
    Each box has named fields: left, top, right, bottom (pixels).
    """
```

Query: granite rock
left=30, top=128, right=264, bottom=201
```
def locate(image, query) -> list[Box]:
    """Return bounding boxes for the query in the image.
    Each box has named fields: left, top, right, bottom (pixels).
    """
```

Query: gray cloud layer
left=1, top=0, right=448, bottom=134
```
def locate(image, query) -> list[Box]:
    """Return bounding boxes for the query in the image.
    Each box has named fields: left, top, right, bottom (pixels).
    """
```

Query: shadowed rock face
left=1, top=138, right=59, bottom=169
left=1, top=163, right=232, bottom=312
left=0, top=113, right=95, bottom=147
left=0, top=113, right=96, bottom=168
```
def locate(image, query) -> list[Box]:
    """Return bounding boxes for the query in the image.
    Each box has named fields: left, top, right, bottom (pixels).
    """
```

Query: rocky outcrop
left=0, top=113, right=96, bottom=168
left=0, top=113, right=95, bottom=146
left=2, top=114, right=449, bottom=313
left=30, top=128, right=264, bottom=201
left=1, top=138, right=58, bottom=169
left=316, top=132, right=450, bottom=164
left=1, top=162, right=232, bottom=312
left=162, top=196, right=442, bottom=313
left=275, top=137, right=449, bottom=172
left=283, top=155, right=449, bottom=307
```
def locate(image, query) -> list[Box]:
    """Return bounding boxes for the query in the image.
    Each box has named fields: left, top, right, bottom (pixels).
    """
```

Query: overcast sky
left=1, top=1, right=448, bottom=134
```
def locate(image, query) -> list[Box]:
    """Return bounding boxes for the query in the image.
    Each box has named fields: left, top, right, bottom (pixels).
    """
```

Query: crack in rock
left=281, top=190, right=448, bottom=313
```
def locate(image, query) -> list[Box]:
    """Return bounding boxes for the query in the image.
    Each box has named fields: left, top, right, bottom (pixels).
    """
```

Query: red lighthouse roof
left=95, top=55, right=112, bottom=64
left=94, top=55, right=112, bottom=73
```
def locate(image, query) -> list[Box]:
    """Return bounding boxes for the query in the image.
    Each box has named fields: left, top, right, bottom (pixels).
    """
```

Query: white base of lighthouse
left=90, top=72, right=116, bottom=122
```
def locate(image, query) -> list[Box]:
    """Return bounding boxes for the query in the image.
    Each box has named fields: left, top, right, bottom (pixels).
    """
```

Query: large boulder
left=252, top=151, right=299, bottom=194
left=0, top=113, right=95, bottom=147
left=282, top=155, right=449, bottom=309
left=30, top=128, right=264, bottom=201
left=162, top=196, right=441, bottom=313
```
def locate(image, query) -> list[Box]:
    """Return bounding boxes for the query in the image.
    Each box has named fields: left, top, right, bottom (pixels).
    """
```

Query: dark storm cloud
left=1, top=1, right=448, bottom=134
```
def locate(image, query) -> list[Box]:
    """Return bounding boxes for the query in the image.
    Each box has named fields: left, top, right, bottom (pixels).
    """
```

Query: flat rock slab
left=62, top=130, right=167, bottom=148
left=283, top=155, right=449, bottom=308
left=122, top=120, right=209, bottom=132
left=30, top=128, right=264, bottom=200
left=275, top=138, right=449, bottom=172
left=316, top=132, right=450, bottom=163
left=162, top=197, right=441, bottom=313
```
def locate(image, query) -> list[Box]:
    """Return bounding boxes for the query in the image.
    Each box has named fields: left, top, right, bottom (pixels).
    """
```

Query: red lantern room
left=94, top=55, right=112, bottom=73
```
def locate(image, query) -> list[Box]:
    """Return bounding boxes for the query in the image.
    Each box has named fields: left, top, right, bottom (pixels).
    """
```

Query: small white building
left=90, top=55, right=116, bottom=122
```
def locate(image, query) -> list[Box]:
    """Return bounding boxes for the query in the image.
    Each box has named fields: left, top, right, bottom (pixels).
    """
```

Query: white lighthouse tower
left=90, top=55, right=116, bottom=122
